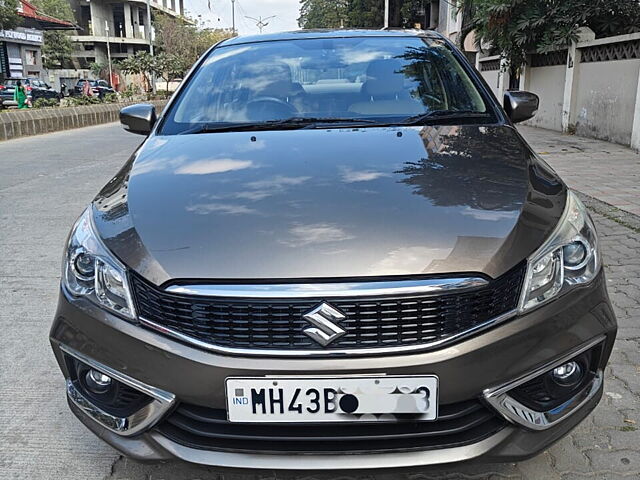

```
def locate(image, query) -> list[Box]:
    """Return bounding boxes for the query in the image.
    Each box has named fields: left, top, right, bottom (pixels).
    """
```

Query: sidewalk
left=518, top=126, right=640, bottom=217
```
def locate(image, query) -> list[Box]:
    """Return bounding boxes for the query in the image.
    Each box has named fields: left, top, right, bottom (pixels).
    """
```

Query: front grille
left=131, top=263, right=525, bottom=353
left=156, top=400, right=507, bottom=454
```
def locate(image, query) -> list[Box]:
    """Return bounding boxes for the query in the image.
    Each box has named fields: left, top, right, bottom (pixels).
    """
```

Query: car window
left=160, top=36, right=490, bottom=134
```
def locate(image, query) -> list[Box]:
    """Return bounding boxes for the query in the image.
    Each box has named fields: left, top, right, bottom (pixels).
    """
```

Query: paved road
left=519, top=126, right=640, bottom=217
left=1, top=123, right=639, bottom=480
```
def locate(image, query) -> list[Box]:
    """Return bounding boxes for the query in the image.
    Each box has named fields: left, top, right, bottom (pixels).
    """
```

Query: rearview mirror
left=120, top=104, right=157, bottom=135
left=503, top=90, right=539, bottom=124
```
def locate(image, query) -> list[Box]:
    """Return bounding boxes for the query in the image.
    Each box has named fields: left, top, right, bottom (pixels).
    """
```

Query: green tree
left=0, top=0, right=21, bottom=30
left=42, top=30, right=72, bottom=68
left=32, top=0, right=74, bottom=22
left=32, top=0, right=75, bottom=69
left=153, top=52, right=184, bottom=91
left=154, top=13, right=232, bottom=76
left=118, top=51, right=155, bottom=91
left=348, top=0, right=384, bottom=27
left=298, top=0, right=349, bottom=29
left=465, top=0, right=640, bottom=69
left=299, top=0, right=424, bottom=29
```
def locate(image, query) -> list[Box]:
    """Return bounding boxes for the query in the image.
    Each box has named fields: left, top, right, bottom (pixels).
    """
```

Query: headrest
left=253, top=63, right=298, bottom=97
left=364, top=59, right=405, bottom=98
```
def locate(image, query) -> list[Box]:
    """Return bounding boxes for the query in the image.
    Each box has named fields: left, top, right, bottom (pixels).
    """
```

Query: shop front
left=0, top=27, right=44, bottom=80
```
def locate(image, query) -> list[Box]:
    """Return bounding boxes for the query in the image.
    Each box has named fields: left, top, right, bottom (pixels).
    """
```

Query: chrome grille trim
left=139, top=308, right=519, bottom=357
left=165, top=277, right=489, bottom=298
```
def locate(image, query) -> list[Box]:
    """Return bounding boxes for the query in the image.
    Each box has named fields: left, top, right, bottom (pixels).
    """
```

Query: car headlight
left=63, top=208, right=136, bottom=319
left=519, top=191, right=600, bottom=312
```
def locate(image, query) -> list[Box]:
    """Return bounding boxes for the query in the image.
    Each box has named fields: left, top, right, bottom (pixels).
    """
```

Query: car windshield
left=160, top=36, right=491, bottom=134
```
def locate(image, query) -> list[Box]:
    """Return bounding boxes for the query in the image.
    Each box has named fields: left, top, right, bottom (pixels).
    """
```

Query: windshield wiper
left=401, top=110, right=492, bottom=126
left=180, top=117, right=380, bottom=135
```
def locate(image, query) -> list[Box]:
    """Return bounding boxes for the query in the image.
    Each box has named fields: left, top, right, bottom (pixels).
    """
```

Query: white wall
left=573, top=59, right=640, bottom=145
left=476, top=33, right=640, bottom=148
left=522, top=65, right=565, bottom=131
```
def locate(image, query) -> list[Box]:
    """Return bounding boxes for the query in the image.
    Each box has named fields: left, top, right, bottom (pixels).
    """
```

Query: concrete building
left=0, top=0, right=74, bottom=81
left=67, top=0, right=184, bottom=68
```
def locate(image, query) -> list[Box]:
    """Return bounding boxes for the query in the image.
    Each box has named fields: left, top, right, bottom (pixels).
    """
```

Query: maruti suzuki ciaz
left=50, top=29, right=617, bottom=470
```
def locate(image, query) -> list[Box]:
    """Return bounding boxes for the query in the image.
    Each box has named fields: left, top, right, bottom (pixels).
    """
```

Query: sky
left=184, top=0, right=301, bottom=36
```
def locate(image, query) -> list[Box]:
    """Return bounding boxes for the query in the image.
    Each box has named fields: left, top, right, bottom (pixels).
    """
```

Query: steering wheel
left=246, top=96, right=297, bottom=120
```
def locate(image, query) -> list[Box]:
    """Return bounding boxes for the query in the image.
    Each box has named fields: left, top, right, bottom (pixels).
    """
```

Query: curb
left=0, top=100, right=168, bottom=142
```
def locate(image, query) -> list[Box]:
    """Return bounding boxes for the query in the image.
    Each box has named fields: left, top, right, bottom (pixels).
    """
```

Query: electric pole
left=146, top=0, right=156, bottom=93
left=105, top=20, right=113, bottom=87
left=231, top=0, right=236, bottom=35
left=245, top=15, right=276, bottom=34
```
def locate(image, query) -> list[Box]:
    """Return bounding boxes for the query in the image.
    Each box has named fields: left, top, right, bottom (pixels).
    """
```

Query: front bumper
left=50, top=271, right=616, bottom=469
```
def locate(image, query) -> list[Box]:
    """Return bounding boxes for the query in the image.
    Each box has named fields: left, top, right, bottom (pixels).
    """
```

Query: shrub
left=33, top=98, right=59, bottom=108
left=120, top=84, right=138, bottom=100
left=103, top=93, right=119, bottom=103
left=68, top=95, right=103, bottom=106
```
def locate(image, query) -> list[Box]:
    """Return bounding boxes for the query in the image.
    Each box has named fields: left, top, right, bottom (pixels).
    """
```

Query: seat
left=251, top=63, right=305, bottom=105
left=349, top=59, right=425, bottom=116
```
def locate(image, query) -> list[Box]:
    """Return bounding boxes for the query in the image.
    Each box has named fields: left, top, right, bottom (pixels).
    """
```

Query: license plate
left=225, top=375, right=438, bottom=423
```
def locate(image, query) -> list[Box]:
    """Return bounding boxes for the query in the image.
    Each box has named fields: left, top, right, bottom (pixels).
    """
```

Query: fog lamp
left=85, top=369, right=112, bottom=394
left=551, top=361, right=583, bottom=387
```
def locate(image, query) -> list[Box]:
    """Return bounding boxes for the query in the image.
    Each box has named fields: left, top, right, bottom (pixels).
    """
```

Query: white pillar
left=561, top=28, right=594, bottom=133
left=519, top=55, right=529, bottom=91
left=124, top=4, right=133, bottom=39
left=384, top=0, right=390, bottom=28
left=497, top=57, right=508, bottom=103
left=631, top=70, right=640, bottom=151
left=561, top=41, right=580, bottom=133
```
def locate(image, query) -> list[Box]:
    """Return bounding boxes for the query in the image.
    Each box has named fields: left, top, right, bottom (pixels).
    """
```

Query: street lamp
left=245, top=15, right=276, bottom=34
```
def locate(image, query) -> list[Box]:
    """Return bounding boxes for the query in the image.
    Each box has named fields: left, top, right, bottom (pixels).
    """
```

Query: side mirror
left=503, top=90, right=539, bottom=124
left=120, top=103, right=157, bottom=135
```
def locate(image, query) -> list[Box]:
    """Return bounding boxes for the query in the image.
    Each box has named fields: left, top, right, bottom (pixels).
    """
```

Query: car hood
left=93, top=125, right=566, bottom=285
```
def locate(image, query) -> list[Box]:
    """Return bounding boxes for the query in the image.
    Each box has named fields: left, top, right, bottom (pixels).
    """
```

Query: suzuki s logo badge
left=302, top=302, right=347, bottom=347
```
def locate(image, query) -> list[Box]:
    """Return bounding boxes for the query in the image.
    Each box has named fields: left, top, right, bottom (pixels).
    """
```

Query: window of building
left=25, top=49, right=37, bottom=65
left=113, top=4, right=125, bottom=37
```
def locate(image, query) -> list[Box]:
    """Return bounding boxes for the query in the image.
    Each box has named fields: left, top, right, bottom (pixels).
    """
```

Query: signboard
left=0, top=29, right=43, bottom=45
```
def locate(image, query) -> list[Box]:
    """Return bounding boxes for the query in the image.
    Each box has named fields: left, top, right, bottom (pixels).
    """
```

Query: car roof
left=219, top=28, right=444, bottom=48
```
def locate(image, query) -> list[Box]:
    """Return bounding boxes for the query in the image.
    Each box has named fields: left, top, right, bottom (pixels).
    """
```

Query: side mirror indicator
left=120, top=104, right=157, bottom=136
left=504, top=90, right=539, bottom=124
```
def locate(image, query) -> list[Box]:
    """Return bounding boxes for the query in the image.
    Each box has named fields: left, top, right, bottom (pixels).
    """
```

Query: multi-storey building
left=67, top=0, right=184, bottom=68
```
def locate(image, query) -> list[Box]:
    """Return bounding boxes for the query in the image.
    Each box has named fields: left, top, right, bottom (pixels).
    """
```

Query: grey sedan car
left=50, top=29, right=616, bottom=471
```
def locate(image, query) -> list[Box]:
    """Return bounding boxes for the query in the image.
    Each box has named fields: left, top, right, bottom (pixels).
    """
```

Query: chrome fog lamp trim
left=483, top=336, right=605, bottom=431
left=60, top=344, right=175, bottom=436
left=165, top=276, right=489, bottom=299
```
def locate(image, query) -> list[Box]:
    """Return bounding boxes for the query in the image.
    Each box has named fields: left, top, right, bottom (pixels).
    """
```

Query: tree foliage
left=154, top=13, right=232, bottom=77
left=298, top=0, right=433, bottom=29
left=466, top=0, right=640, bottom=68
left=298, top=0, right=349, bottom=29
left=42, top=30, right=72, bottom=68
left=0, top=0, right=21, bottom=30
left=117, top=17, right=232, bottom=92
left=31, top=0, right=75, bottom=69
left=32, top=0, right=74, bottom=22
left=118, top=51, right=155, bottom=91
